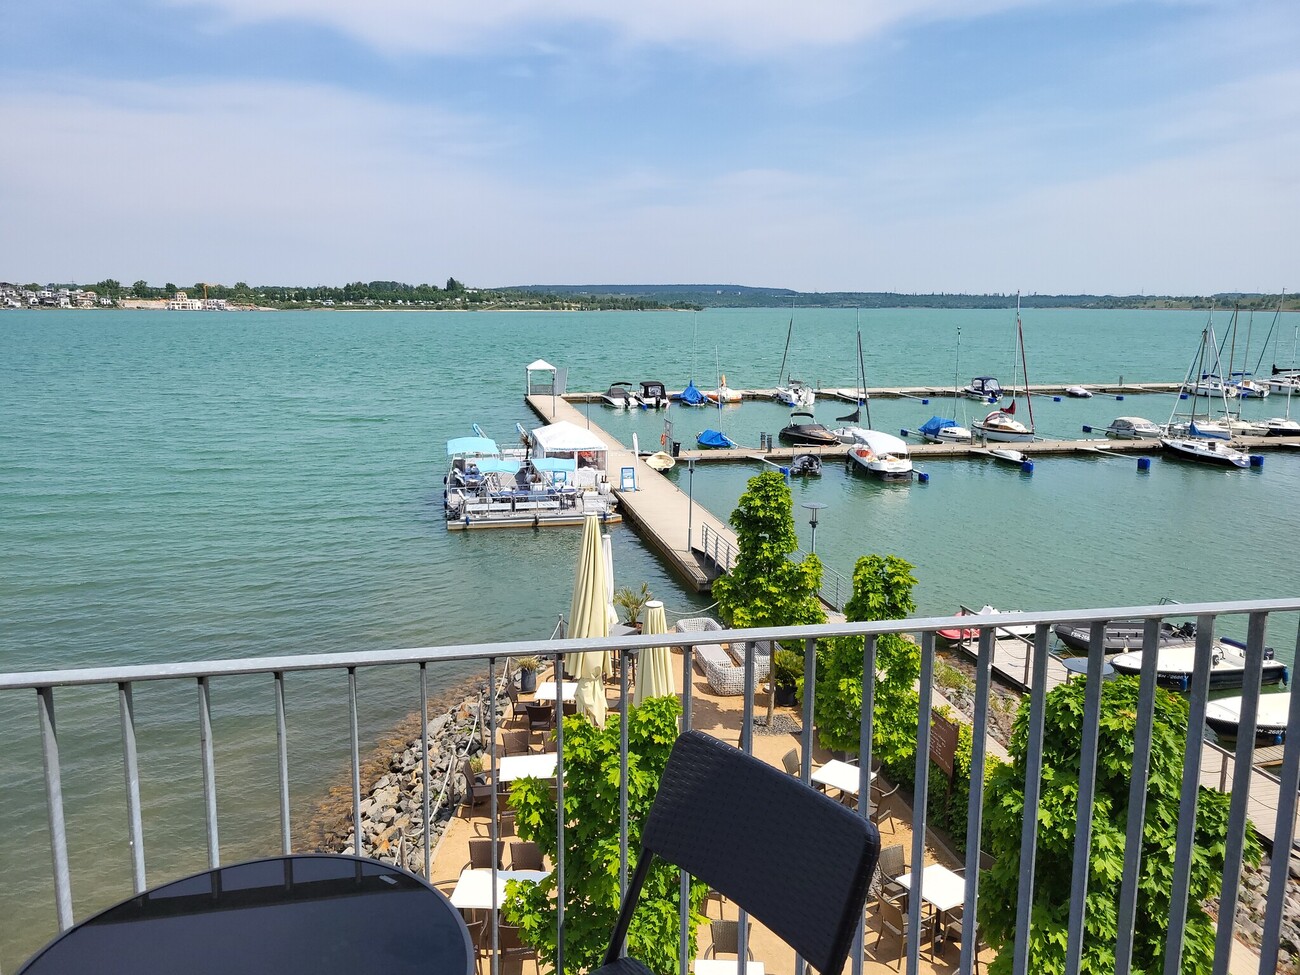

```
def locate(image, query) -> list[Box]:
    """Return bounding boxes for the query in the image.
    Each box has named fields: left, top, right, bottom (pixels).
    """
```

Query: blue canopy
left=919, top=416, right=957, bottom=437
left=678, top=380, right=707, bottom=406
left=473, top=458, right=521, bottom=475
left=447, top=436, right=499, bottom=457
left=697, top=429, right=736, bottom=448
left=531, top=457, right=578, bottom=473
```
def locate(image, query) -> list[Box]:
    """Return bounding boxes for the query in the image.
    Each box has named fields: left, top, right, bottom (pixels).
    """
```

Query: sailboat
left=773, top=300, right=815, bottom=408
left=919, top=328, right=973, bottom=444
left=677, top=314, right=709, bottom=407
left=698, top=349, right=738, bottom=448
left=971, top=296, right=1035, bottom=443
left=833, top=315, right=914, bottom=479
left=1265, top=322, right=1300, bottom=436
left=1161, top=318, right=1251, bottom=468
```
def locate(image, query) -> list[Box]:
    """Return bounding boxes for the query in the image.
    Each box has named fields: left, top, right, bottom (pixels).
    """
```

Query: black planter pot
left=520, top=668, right=537, bottom=694
left=774, top=685, right=797, bottom=708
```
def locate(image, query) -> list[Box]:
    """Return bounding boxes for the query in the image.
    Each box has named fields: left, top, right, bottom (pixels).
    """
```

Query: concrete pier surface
left=564, top=381, right=1186, bottom=402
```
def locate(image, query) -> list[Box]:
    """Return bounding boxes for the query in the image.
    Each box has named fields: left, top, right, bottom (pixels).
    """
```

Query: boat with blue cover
left=697, top=429, right=736, bottom=449
left=677, top=380, right=708, bottom=407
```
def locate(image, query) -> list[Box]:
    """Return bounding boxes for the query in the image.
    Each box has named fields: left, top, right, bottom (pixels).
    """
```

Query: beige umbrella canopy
left=632, top=600, right=675, bottom=707
left=566, top=513, right=608, bottom=727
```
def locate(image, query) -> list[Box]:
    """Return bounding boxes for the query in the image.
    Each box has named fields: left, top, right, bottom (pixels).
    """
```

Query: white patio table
left=809, top=759, right=876, bottom=797
left=449, top=868, right=549, bottom=911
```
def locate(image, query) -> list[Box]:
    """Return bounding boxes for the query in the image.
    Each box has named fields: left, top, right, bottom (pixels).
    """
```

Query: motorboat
left=972, top=408, right=1034, bottom=443
left=778, top=411, right=839, bottom=446
left=774, top=379, right=815, bottom=409
left=1228, top=378, right=1270, bottom=399
left=1111, top=641, right=1288, bottom=690
left=1065, top=385, right=1093, bottom=398
left=1160, top=436, right=1250, bottom=468
left=987, top=447, right=1028, bottom=465
left=846, top=430, right=913, bottom=480
left=918, top=416, right=973, bottom=444
left=789, top=454, right=822, bottom=476
left=1103, top=417, right=1162, bottom=439
left=677, top=380, right=709, bottom=407
left=696, top=429, right=737, bottom=449
left=1205, top=693, right=1290, bottom=743
left=638, top=380, right=669, bottom=410
left=1264, top=416, right=1300, bottom=436
left=938, top=606, right=1036, bottom=643
left=1164, top=418, right=1231, bottom=439
left=1053, top=619, right=1197, bottom=654
left=644, top=451, right=675, bottom=471
left=962, top=376, right=1002, bottom=402
left=601, top=382, right=637, bottom=409
left=1182, top=376, right=1237, bottom=399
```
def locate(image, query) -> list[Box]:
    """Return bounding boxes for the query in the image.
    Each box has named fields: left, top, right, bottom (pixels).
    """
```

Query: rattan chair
left=781, top=748, right=800, bottom=776
left=460, top=759, right=494, bottom=812
left=467, top=839, right=505, bottom=870
left=525, top=703, right=553, bottom=750
left=876, top=844, right=908, bottom=904
left=591, top=730, right=881, bottom=975
left=702, top=919, right=754, bottom=960
left=510, top=841, right=544, bottom=871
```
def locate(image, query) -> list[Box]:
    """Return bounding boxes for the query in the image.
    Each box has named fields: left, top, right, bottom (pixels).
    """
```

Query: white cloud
left=158, top=0, right=1036, bottom=56
left=1, top=67, right=1296, bottom=293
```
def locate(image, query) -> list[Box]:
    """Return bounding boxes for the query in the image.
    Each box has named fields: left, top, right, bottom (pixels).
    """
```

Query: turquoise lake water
left=2, top=306, right=1299, bottom=967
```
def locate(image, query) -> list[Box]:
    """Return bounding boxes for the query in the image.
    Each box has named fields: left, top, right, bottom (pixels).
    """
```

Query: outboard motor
left=1264, top=647, right=1275, bottom=661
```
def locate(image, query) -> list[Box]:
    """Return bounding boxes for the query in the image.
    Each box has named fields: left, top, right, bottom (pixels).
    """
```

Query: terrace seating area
left=675, top=617, right=771, bottom=694
left=434, top=652, right=997, bottom=974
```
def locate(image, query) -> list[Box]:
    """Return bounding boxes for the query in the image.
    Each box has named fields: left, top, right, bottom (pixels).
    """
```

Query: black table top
left=19, top=854, right=473, bottom=975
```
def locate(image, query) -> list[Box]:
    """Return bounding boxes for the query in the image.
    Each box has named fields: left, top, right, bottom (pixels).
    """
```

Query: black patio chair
left=592, top=730, right=881, bottom=975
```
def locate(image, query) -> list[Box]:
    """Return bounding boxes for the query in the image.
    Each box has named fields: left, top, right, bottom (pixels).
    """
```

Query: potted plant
left=772, top=650, right=801, bottom=708
left=612, top=583, right=653, bottom=631
left=516, top=656, right=540, bottom=694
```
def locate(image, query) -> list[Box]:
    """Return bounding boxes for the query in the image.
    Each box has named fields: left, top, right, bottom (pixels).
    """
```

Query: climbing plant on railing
left=979, top=676, right=1260, bottom=975
left=504, top=697, right=707, bottom=975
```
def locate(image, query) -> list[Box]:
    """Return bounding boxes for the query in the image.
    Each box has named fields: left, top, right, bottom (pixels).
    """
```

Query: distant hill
left=503, top=285, right=1295, bottom=311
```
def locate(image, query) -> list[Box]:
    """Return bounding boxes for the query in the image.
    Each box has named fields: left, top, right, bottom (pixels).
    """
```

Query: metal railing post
left=1260, top=618, right=1300, bottom=972
left=37, top=687, right=73, bottom=931
left=198, top=676, right=220, bottom=869
left=118, top=681, right=146, bottom=892
left=348, top=667, right=362, bottom=857
left=960, top=627, right=995, bottom=974
left=273, top=671, right=291, bottom=856
left=1011, top=626, right=1052, bottom=975
left=907, top=632, right=936, bottom=975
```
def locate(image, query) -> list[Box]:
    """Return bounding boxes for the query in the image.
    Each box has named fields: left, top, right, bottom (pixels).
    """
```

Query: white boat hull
left=1160, top=438, right=1250, bottom=468
left=1205, top=693, right=1290, bottom=741
left=1065, top=386, right=1093, bottom=398
left=774, top=386, right=815, bottom=408
left=972, top=417, right=1034, bottom=442
left=847, top=448, right=913, bottom=479
left=1112, top=644, right=1289, bottom=689
left=987, top=448, right=1027, bottom=464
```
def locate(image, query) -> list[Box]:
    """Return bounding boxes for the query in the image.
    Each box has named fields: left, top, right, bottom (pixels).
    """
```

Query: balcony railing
left=1, top=598, right=1298, bottom=975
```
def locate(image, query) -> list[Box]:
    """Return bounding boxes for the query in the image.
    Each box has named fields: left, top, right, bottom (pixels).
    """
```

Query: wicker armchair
left=590, top=731, right=880, bottom=975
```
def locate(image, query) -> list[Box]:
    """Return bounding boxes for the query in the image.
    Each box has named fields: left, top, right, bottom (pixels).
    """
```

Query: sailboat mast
left=1017, top=294, right=1035, bottom=430
left=776, top=298, right=795, bottom=386
left=858, top=327, right=872, bottom=428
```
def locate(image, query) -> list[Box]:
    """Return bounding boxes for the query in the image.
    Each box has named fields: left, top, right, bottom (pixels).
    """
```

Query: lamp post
left=686, top=457, right=697, bottom=552
left=802, top=501, right=826, bottom=554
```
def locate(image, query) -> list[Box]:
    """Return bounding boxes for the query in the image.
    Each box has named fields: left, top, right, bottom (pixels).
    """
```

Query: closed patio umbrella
left=566, top=513, right=609, bottom=726
left=632, top=600, right=675, bottom=707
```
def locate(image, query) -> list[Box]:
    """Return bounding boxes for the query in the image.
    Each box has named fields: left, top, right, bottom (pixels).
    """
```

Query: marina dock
left=525, top=394, right=735, bottom=592
left=564, top=381, right=1186, bottom=402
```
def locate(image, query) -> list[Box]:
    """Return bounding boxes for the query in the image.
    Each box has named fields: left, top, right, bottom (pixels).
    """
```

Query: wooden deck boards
left=524, top=394, right=735, bottom=592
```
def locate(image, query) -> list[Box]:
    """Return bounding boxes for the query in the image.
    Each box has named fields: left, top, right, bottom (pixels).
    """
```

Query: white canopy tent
left=531, top=421, right=610, bottom=473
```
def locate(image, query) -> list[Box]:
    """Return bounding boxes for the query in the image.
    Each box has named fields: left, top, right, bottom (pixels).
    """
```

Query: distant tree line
left=15, top=278, right=1296, bottom=312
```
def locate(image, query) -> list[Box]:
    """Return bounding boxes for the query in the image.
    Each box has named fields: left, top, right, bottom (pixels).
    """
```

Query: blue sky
left=1, top=0, right=1296, bottom=292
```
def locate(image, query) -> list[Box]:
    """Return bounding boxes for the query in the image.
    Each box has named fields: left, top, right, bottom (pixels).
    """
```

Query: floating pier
left=525, top=394, right=735, bottom=593
left=564, top=382, right=1185, bottom=403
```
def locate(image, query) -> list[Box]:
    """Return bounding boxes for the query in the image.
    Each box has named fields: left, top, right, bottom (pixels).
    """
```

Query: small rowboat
left=937, top=606, right=1035, bottom=643
left=1205, top=693, right=1290, bottom=743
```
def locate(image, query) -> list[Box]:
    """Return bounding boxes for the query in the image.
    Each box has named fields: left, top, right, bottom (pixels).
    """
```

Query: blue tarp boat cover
left=919, top=416, right=957, bottom=437
left=679, top=381, right=707, bottom=406
left=1189, top=421, right=1231, bottom=441
left=697, top=429, right=736, bottom=448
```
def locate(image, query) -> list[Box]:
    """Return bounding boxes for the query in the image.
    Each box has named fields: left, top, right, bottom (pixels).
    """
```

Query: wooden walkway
left=674, top=435, right=1300, bottom=464
left=524, top=395, right=736, bottom=592
left=946, top=631, right=1070, bottom=694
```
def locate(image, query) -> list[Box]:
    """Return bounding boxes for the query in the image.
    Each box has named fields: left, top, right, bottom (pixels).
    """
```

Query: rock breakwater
left=304, top=672, right=511, bottom=876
